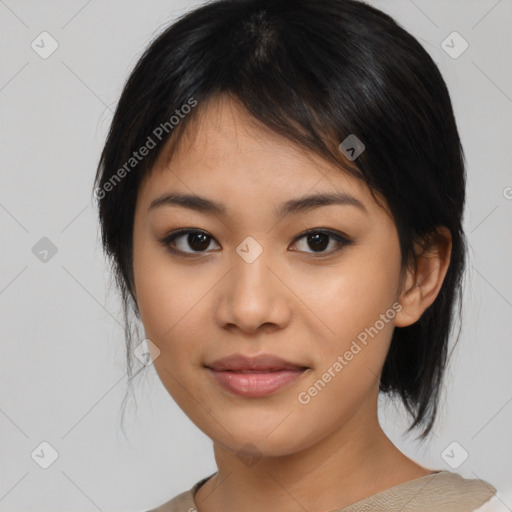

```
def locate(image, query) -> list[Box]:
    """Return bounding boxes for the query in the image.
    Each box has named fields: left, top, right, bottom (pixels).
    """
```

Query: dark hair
left=93, top=0, right=466, bottom=440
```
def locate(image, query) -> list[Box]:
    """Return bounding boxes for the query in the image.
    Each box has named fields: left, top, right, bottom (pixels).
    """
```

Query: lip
left=206, top=353, right=308, bottom=372
left=205, top=353, right=310, bottom=398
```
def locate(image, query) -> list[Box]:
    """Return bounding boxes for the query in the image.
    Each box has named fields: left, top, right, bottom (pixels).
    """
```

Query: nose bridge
left=231, top=239, right=274, bottom=302
left=215, top=237, right=289, bottom=332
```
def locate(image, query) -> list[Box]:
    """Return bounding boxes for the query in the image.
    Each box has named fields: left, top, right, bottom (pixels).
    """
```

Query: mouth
left=204, top=353, right=310, bottom=397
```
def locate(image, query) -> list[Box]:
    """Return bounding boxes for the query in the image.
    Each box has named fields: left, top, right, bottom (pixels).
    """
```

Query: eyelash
left=158, top=228, right=353, bottom=258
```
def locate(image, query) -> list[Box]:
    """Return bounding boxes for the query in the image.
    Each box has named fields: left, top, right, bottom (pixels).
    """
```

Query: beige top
left=146, top=470, right=498, bottom=512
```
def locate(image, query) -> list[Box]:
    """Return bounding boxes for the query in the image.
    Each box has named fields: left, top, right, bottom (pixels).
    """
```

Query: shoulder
left=342, top=470, right=498, bottom=512
left=141, top=470, right=499, bottom=512
left=144, top=488, right=196, bottom=512
left=144, top=473, right=215, bottom=512
left=473, top=495, right=510, bottom=512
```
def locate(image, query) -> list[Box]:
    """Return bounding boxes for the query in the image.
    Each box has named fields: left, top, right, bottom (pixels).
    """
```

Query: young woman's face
left=132, top=96, right=406, bottom=457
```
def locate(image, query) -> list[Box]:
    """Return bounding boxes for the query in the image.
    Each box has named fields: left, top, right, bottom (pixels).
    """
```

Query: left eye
left=290, top=229, right=352, bottom=255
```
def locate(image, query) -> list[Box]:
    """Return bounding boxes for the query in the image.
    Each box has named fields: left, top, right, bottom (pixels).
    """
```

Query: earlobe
left=394, top=227, right=452, bottom=328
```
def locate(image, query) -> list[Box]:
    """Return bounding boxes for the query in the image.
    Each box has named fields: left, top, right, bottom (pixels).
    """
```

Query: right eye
left=159, top=228, right=221, bottom=256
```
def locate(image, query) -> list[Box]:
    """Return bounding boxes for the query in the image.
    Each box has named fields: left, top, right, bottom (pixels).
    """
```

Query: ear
left=394, top=226, right=452, bottom=328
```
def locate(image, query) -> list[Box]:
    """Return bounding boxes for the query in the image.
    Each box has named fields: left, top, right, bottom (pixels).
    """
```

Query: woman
left=93, top=0, right=503, bottom=510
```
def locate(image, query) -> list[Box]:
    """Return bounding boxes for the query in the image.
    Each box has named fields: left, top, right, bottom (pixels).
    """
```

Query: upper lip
left=205, top=353, right=309, bottom=372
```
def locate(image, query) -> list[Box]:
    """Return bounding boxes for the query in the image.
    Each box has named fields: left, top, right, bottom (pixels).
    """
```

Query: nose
left=214, top=245, right=292, bottom=335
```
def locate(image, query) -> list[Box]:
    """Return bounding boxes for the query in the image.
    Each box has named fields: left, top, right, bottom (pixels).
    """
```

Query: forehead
left=138, top=95, right=385, bottom=217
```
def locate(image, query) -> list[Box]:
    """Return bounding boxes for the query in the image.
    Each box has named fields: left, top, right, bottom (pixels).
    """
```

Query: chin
left=206, top=420, right=319, bottom=459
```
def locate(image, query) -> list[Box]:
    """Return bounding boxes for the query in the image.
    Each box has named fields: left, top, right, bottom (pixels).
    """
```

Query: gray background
left=1, top=0, right=511, bottom=510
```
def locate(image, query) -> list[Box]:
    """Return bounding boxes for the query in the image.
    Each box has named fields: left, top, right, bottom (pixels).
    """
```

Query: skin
left=132, top=95, right=452, bottom=512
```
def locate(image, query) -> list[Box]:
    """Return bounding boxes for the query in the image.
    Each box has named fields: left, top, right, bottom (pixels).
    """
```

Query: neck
left=194, top=392, right=432, bottom=512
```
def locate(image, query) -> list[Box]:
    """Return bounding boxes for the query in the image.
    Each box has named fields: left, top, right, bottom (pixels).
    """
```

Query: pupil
left=189, top=232, right=210, bottom=251
left=308, top=233, right=328, bottom=252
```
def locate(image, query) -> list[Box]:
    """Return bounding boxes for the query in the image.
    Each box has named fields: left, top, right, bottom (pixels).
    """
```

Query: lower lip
left=207, top=368, right=306, bottom=397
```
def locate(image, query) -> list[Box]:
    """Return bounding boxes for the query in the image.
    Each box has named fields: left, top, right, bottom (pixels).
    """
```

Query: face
left=132, top=96, right=405, bottom=457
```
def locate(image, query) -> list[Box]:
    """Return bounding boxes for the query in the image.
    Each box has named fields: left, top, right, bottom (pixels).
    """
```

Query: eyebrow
left=148, top=191, right=368, bottom=217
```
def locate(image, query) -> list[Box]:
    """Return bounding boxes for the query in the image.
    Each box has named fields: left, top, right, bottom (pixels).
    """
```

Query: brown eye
left=161, top=229, right=220, bottom=255
left=290, top=229, right=352, bottom=255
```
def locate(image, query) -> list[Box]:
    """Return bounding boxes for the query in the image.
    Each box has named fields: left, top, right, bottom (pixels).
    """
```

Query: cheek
left=296, top=254, right=401, bottom=341
left=133, top=236, right=196, bottom=349
left=132, top=250, right=208, bottom=404
left=132, top=238, right=227, bottom=383
left=135, top=274, right=209, bottom=366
